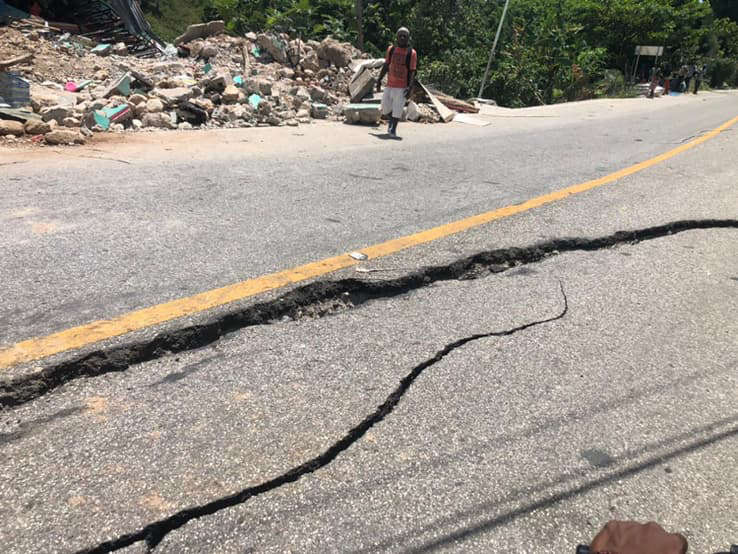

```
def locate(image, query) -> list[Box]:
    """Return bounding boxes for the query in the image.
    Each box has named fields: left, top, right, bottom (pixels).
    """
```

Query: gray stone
left=206, top=20, right=225, bottom=36
left=309, top=86, right=330, bottom=103
left=146, top=98, right=164, bottom=113
left=24, top=119, right=51, bottom=135
left=317, top=38, right=352, bottom=68
left=245, top=78, right=272, bottom=96
left=200, top=42, right=218, bottom=59
left=41, top=105, right=72, bottom=122
left=62, top=117, right=81, bottom=127
left=222, top=85, right=239, bottom=104
left=0, top=120, right=24, bottom=136
left=44, top=129, right=85, bottom=144
left=142, top=112, right=175, bottom=129
left=154, top=87, right=194, bottom=106
left=128, top=94, right=147, bottom=106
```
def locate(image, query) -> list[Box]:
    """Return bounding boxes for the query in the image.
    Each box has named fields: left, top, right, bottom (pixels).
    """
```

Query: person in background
left=685, top=64, right=696, bottom=93
left=29, top=1, right=42, bottom=17
left=377, top=27, right=417, bottom=138
left=693, top=64, right=705, bottom=94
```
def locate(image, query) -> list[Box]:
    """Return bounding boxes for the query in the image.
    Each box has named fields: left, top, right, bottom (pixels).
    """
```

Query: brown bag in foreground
left=590, top=520, right=688, bottom=554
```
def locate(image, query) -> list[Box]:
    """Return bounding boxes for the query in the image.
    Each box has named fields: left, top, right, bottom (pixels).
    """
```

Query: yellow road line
left=2, top=115, right=737, bottom=370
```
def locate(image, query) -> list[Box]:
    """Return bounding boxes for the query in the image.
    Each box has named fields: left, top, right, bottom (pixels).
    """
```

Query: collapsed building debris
left=1, top=10, right=480, bottom=146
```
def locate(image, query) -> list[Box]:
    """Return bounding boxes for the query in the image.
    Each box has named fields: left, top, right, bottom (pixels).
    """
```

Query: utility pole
left=355, top=0, right=364, bottom=51
left=477, top=0, right=511, bottom=100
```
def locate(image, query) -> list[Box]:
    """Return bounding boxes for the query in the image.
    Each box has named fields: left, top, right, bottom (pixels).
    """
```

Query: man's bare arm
left=377, top=62, right=389, bottom=92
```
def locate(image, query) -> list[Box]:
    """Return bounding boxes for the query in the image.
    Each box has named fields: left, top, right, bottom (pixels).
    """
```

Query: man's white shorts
left=381, top=87, right=406, bottom=118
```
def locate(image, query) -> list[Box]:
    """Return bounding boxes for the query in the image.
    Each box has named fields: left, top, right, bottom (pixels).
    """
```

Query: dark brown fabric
left=591, top=521, right=688, bottom=554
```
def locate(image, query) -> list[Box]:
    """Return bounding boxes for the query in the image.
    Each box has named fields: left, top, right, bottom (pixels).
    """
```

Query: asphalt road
left=1, top=92, right=736, bottom=346
left=1, top=93, right=737, bottom=553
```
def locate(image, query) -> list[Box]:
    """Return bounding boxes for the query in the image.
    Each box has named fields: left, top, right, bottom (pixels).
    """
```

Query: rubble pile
left=0, top=19, right=447, bottom=146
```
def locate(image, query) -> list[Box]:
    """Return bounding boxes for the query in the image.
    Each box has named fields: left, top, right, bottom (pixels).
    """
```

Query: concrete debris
left=256, top=33, right=288, bottom=64
left=44, top=128, right=85, bottom=145
left=317, top=38, right=353, bottom=68
left=24, top=119, right=50, bottom=134
left=1, top=19, right=457, bottom=146
left=349, top=68, right=375, bottom=103
left=174, top=20, right=226, bottom=47
left=91, top=44, right=112, bottom=57
left=112, top=42, right=128, bottom=56
left=0, top=119, right=24, bottom=136
left=343, top=103, right=381, bottom=125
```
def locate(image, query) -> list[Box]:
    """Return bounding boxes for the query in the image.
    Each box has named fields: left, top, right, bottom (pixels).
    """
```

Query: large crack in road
left=77, top=283, right=569, bottom=553
left=1, top=219, right=737, bottom=409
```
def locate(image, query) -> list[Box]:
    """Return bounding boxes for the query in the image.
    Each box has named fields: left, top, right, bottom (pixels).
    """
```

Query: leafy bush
left=708, top=57, right=736, bottom=88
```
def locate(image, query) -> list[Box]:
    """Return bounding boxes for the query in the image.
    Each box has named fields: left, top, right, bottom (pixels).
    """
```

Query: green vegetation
left=142, top=0, right=738, bottom=107
left=139, top=0, right=211, bottom=42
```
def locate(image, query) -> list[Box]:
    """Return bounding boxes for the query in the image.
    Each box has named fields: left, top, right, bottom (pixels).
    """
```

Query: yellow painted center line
left=2, top=115, right=737, bottom=370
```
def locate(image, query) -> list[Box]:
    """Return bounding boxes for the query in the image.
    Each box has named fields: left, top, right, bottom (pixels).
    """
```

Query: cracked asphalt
left=1, top=94, right=737, bottom=553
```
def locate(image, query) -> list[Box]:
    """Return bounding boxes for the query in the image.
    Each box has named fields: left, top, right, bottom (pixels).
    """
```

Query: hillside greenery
left=142, top=0, right=738, bottom=107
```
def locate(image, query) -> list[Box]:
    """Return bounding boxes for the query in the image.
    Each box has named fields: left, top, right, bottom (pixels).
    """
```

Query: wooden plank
left=434, top=93, right=479, bottom=113
left=418, top=82, right=455, bottom=122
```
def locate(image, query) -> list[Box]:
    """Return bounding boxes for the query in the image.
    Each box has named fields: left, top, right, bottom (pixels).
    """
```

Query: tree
left=712, top=0, right=738, bottom=23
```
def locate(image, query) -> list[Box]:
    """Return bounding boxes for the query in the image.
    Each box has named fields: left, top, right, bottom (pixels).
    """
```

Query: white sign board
left=635, top=46, right=664, bottom=56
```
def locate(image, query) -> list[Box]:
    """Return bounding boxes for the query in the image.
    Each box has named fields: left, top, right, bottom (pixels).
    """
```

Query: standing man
left=377, top=27, right=417, bottom=138
left=693, top=64, right=705, bottom=94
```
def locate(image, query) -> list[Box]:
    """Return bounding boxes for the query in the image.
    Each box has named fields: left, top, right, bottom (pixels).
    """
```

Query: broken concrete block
left=130, top=71, right=155, bottom=92
left=112, top=42, right=128, bottom=56
left=317, top=38, right=352, bottom=68
left=174, top=23, right=207, bottom=46
left=202, top=74, right=227, bottom=93
left=349, top=69, right=375, bottom=103
left=24, top=119, right=51, bottom=134
left=62, top=117, right=81, bottom=127
left=176, top=102, right=208, bottom=126
left=91, top=44, right=112, bottom=57
left=252, top=78, right=272, bottom=96
left=200, top=42, right=218, bottom=59
left=302, top=51, right=321, bottom=72
left=0, top=120, right=24, bottom=136
left=256, top=34, right=287, bottom=64
left=104, top=73, right=132, bottom=98
left=343, top=103, right=381, bottom=124
left=309, top=85, right=329, bottom=103
left=222, top=85, right=239, bottom=104
left=44, top=129, right=85, bottom=144
left=311, top=103, right=329, bottom=119
left=206, top=21, right=225, bottom=36
left=128, top=93, right=147, bottom=106
left=146, top=98, right=164, bottom=113
left=40, top=105, right=72, bottom=122
left=142, top=112, right=175, bottom=129
left=154, top=87, right=193, bottom=106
